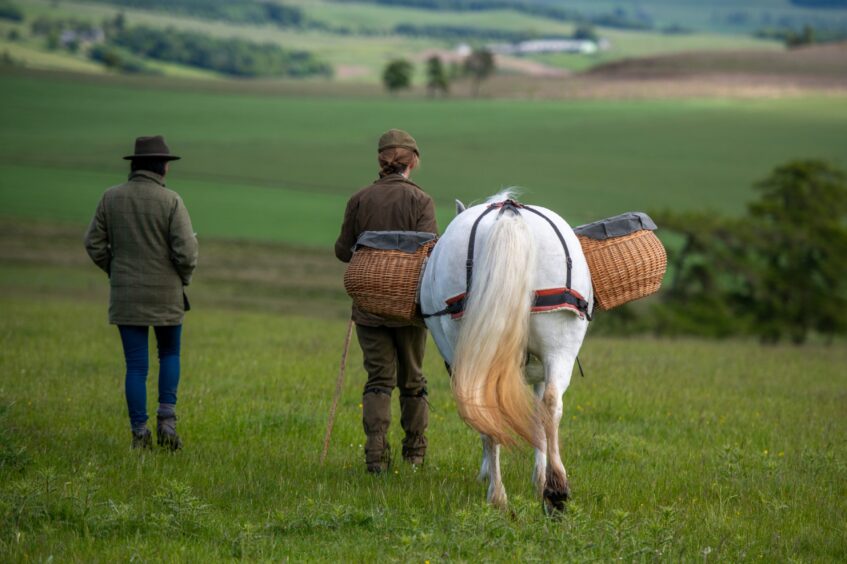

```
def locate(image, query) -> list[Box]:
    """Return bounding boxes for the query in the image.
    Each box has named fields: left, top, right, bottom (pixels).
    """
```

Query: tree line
left=599, top=160, right=847, bottom=344
left=108, top=25, right=331, bottom=78
left=25, top=14, right=331, bottom=78
left=82, top=0, right=303, bottom=27
left=754, top=25, right=847, bottom=47
left=0, top=0, right=23, bottom=22
left=336, top=0, right=655, bottom=31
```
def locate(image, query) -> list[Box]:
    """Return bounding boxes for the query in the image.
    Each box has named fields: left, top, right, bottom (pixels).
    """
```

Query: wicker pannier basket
left=343, top=232, right=437, bottom=322
left=575, top=213, right=667, bottom=311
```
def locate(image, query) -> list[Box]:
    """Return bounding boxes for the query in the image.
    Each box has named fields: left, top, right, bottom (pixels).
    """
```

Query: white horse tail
left=451, top=210, right=541, bottom=448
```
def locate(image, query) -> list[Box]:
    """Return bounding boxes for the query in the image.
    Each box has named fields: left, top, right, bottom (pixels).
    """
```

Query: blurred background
left=2, top=0, right=846, bottom=340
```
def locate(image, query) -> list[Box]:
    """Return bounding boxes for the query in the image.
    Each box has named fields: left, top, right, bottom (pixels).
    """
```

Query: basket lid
left=574, top=212, right=657, bottom=241
left=354, top=230, right=437, bottom=254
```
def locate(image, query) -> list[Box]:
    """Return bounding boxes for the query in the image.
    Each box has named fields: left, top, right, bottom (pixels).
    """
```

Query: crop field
left=2, top=71, right=846, bottom=248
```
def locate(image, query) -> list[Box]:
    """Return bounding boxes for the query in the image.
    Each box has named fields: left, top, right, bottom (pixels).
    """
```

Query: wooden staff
left=320, top=318, right=354, bottom=465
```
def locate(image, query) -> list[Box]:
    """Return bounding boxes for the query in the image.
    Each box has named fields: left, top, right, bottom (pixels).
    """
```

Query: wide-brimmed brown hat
left=378, top=129, right=419, bottom=156
left=123, top=135, right=181, bottom=161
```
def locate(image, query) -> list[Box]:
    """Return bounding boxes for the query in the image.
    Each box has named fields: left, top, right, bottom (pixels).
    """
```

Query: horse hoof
left=543, top=487, right=570, bottom=515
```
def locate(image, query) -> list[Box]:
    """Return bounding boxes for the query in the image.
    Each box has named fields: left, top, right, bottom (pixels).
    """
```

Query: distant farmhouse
left=60, top=28, right=105, bottom=49
left=487, top=39, right=610, bottom=56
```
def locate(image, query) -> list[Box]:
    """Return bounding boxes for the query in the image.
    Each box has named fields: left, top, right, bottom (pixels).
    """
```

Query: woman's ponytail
left=378, top=147, right=419, bottom=178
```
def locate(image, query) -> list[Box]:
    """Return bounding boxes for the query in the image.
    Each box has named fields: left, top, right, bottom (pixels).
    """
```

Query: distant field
left=531, top=29, right=781, bottom=72
left=587, top=41, right=847, bottom=79
left=1, top=71, right=847, bottom=247
left=531, top=0, right=847, bottom=33
left=2, top=0, right=790, bottom=81
left=287, top=0, right=576, bottom=35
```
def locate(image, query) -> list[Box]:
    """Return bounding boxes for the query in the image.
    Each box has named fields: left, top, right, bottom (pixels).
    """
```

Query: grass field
left=1, top=216, right=846, bottom=560
left=2, top=70, right=846, bottom=248
left=1, top=288, right=845, bottom=560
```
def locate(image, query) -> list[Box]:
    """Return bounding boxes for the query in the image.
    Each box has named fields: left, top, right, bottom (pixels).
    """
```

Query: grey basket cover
left=354, top=231, right=437, bottom=254
left=574, top=212, right=657, bottom=241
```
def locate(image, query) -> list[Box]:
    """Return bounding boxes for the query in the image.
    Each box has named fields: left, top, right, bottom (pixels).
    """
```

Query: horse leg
left=541, top=357, right=573, bottom=514
left=480, top=434, right=507, bottom=508
left=477, top=434, right=489, bottom=482
left=532, top=381, right=548, bottom=497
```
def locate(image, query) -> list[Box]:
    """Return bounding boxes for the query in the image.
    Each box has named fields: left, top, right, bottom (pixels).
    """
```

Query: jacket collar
left=128, top=170, right=166, bottom=187
left=376, top=173, right=420, bottom=190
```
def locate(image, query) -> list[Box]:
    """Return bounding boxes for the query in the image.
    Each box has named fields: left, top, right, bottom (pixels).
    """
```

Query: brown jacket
left=84, top=170, right=198, bottom=326
left=335, top=173, right=438, bottom=327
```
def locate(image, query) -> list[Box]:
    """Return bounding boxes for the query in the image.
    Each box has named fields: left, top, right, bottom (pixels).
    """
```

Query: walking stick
left=320, top=318, right=354, bottom=465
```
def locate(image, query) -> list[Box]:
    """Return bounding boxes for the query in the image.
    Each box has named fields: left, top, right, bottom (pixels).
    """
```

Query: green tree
left=745, top=160, right=847, bottom=343
left=785, top=25, right=815, bottom=48
left=652, top=160, right=847, bottom=343
left=0, top=0, right=24, bottom=22
left=382, top=59, right=413, bottom=94
left=572, top=24, right=598, bottom=41
left=425, top=55, right=449, bottom=97
left=463, top=48, right=495, bottom=97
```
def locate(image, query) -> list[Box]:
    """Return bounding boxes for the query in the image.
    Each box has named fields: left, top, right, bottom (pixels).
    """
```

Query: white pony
left=420, top=192, right=592, bottom=513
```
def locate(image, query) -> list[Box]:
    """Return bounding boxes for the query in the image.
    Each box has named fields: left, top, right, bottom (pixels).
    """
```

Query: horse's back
left=421, top=201, right=592, bottom=364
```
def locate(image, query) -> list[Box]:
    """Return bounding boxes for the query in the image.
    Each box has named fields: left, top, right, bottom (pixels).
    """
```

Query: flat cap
left=378, top=129, right=419, bottom=156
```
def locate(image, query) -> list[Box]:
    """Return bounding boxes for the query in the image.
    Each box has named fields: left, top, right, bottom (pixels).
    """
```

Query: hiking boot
left=157, top=415, right=183, bottom=451
left=131, top=428, right=152, bottom=450
left=363, top=390, right=392, bottom=473
left=365, top=437, right=391, bottom=474
left=400, top=392, right=428, bottom=465
left=401, top=434, right=426, bottom=467
left=404, top=454, right=424, bottom=467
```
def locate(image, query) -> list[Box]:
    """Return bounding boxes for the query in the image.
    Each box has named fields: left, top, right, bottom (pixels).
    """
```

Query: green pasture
left=286, top=0, right=576, bottom=35
left=0, top=287, right=845, bottom=560
left=1, top=71, right=847, bottom=247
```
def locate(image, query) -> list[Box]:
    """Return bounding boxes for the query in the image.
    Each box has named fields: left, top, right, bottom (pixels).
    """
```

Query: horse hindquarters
left=529, top=313, right=590, bottom=512
left=451, top=211, right=541, bottom=448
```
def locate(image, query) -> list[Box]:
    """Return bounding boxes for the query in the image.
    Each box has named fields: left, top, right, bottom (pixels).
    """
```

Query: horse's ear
left=455, top=199, right=466, bottom=215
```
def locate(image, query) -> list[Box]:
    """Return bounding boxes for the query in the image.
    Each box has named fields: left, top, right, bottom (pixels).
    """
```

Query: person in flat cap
left=335, top=129, right=438, bottom=473
left=84, top=135, right=198, bottom=450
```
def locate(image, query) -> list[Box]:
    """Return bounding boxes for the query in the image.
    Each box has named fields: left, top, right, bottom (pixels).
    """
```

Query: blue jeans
left=118, top=325, right=182, bottom=430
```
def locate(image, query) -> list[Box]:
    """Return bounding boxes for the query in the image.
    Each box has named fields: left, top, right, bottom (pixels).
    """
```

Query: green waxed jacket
left=84, top=170, right=199, bottom=326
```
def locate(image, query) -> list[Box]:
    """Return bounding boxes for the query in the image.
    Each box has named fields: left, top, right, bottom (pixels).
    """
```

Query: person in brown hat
left=84, top=135, right=198, bottom=450
left=335, top=129, right=438, bottom=473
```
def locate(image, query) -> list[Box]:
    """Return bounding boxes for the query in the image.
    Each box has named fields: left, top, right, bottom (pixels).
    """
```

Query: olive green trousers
left=355, top=324, right=429, bottom=467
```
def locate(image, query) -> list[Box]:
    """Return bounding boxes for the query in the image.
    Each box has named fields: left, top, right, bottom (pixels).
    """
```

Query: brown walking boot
left=363, top=389, right=392, bottom=473
left=400, top=390, right=428, bottom=465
